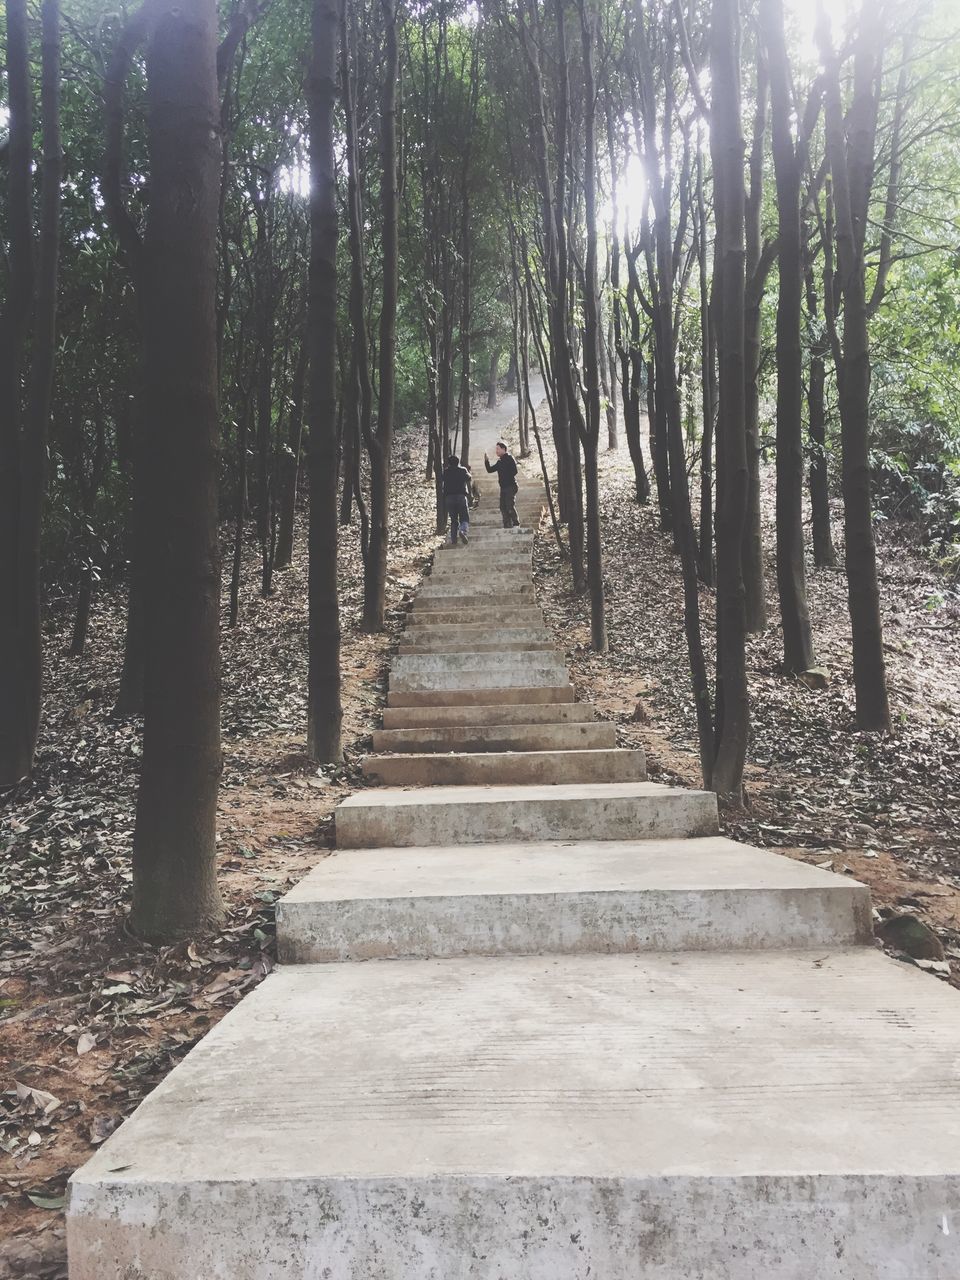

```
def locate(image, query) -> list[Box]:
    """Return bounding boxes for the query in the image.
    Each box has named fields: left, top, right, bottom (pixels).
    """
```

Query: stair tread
left=71, top=947, right=960, bottom=1188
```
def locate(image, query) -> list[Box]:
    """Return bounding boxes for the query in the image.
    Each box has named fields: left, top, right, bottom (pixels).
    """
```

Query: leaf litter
left=532, top=428, right=960, bottom=978
left=0, top=426, right=436, bottom=1278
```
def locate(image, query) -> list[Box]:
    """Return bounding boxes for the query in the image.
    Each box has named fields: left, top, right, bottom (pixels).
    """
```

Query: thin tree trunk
left=487, top=348, right=499, bottom=409
left=274, top=339, right=308, bottom=569
left=763, top=0, right=816, bottom=674
left=130, top=0, right=225, bottom=939
left=697, top=149, right=717, bottom=586
left=0, top=0, right=61, bottom=785
left=742, top=56, right=769, bottom=633
left=710, top=0, right=750, bottom=802
left=362, top=0, right=398, bottom=632
left=808, top=341, right=836, bottom=566
left=306, top=0, right=343, bottom=761
left=228, top=395, right=251, bottom=628
left=803, top=210, right=838, bottom=568
left=577, top=0, right=607, bottom=650
left=820, top=18, right=891, bottom=732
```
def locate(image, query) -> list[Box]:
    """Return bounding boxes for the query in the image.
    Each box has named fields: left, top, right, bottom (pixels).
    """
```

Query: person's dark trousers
left=445, top=494, right=469, bottom=543
left=499, top=487, right=520, bottom=528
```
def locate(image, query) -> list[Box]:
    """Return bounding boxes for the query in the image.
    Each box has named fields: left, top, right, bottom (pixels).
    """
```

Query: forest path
left=66, top=437, right=960, bottom=1276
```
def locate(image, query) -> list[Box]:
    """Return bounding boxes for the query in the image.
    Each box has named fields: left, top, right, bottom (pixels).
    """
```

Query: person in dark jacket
left=484, top=440, right=520, bottom=528
left=443, top=454, right=472, bottom=545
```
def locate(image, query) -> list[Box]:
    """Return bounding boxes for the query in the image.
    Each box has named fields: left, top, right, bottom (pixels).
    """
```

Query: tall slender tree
left=0, top=0, right=61, bottom=787
left=817, top=4, right=892, bottom=732
left=710, top=0, right=750, bottom=801
left=362, top=0, right=399, bottom=632
left=762, top=0, right=817, bottom=673
left=129, top=0, right=225, bottom=938
left=306, top=0, right=343, bottom=760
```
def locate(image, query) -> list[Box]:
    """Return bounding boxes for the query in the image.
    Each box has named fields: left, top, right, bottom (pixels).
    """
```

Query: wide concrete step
left=362, top=748, right=646, bottom=788
left=436, top=534, right=534, bottom=547
left=390, top=666, right=568, bottom=694
left=392, top=651, right=565, bottom=673
left=417, top=581, right=535, bottom=598
left=429, top=565, right=532, bottom=579
left=336, top=781, right=719, bottom=848
left=69, top=949, right=960, bottom=1278
left=387, top=685, right=575, bottom=707
left=443, top=530, right=534, bottom=542
left=400, top=624, right=549, bottom=642
left=412, top=592, right=535, bottom=609
left=276, top=837, right=872, bottom=963
left=372, top=720, right=614, bottom=752
left=400, top=639, right=556, bottom=655
left=405, top=608, right=544, bottom=627
left=381, top=701, right=596, bottom=728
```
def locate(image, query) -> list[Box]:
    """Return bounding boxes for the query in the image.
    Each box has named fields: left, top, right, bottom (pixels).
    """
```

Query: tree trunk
left=577, top=0, right=607, bottom=651
left=697, top=150, right=717, bottom=587
left=808, top=342, right=836, bottom=566
left=362, top=0, right=398, bottom=633
left=742, top=57, right=769, bottom=633
left=459, top=206, right=472, bottom=466
left=274, top=340, right=308, bottom=569
left=710, top=0, right=750, bottom=802
left=487, top=348, right=500, bottom=409
left=130, top=0, right=225, bottom=939
left=228, top=395, right=251, bottom=628
left=505, top=344, right=517, bottom=393
left=763, top=0, right=816, bottom=674
left=820, top=19, right=891, bottom=732
left=306, top=0, right=343, bottom=761
left=803, top=213, right=838, bottom=568
left=254, top=186, right=276, bottom=597
left=69, top=563, right=93, bottom=658
left=649, top=352, right=673, bottom=531
left=0, top=0, right=60, bottom=785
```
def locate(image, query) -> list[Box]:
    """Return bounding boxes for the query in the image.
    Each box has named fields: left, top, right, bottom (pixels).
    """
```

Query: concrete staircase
left=68, top=469, right=960, bottom=1277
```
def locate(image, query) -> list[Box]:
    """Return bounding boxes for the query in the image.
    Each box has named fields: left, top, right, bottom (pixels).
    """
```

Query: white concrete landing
left=68, top=950, right=960, bottom=1278
left=276, top=836, right=872, bottom=962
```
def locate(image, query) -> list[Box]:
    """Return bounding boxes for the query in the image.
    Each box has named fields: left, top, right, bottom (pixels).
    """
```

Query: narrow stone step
left=387, top=685, right=576, bottom=708
left=336, top=781, right=718, bottom=847
left=372, top=720, right=614, bottom=752
left=381, top=701, right=596, bottom=728
left=276, top=836, right=872, bottom=963
left=69, top=949, right=960, bottom=1278
left=362, top=747, right=646, bottom=788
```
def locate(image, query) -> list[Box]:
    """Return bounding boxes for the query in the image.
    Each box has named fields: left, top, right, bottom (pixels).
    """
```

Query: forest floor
left=0, top=428, right=437, bottom=1278
left=533, top=428, right=960, bottom=982
left=4, top=406, right=960, bottom=1276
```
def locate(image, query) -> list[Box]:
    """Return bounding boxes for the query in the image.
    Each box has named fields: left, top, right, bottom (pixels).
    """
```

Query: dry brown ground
left=0, top=434, right=437, bottom=1277
left=532, top=433, right=960, bottom=977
